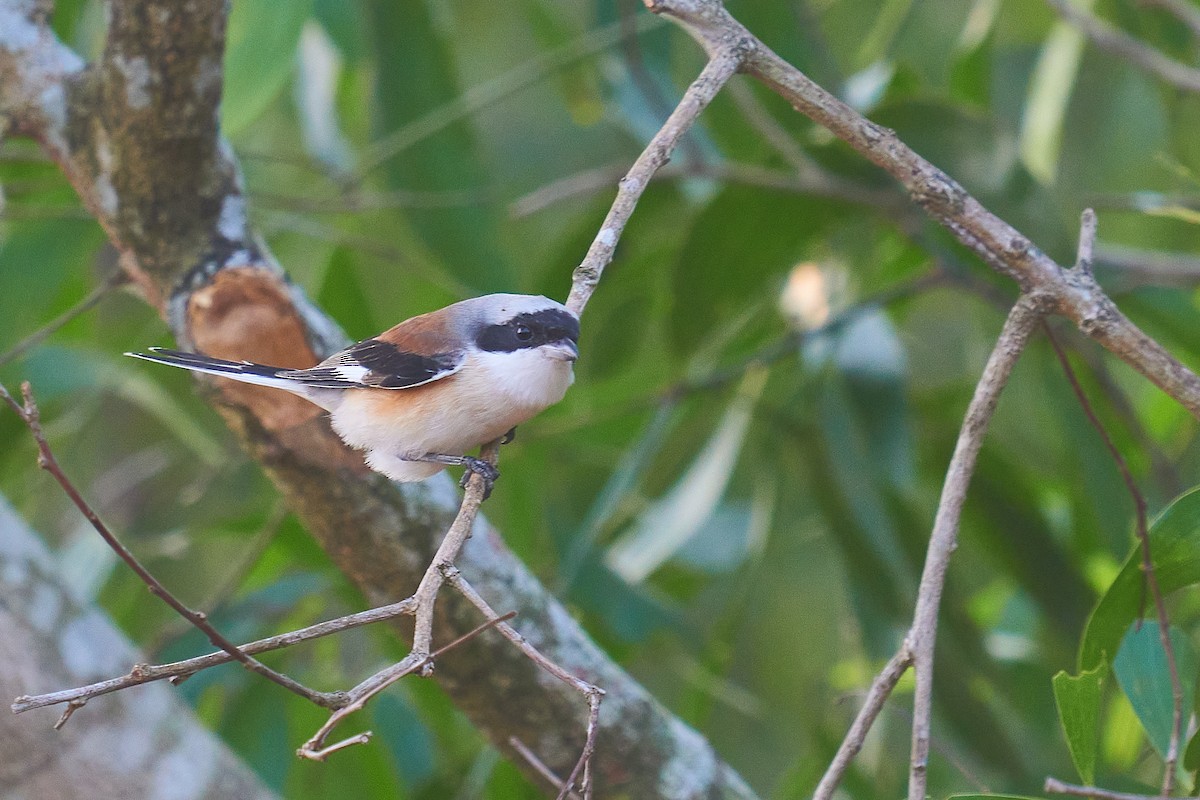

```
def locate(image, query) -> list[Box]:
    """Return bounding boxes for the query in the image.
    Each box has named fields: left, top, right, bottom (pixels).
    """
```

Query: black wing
left=279, top=338, right=464, bottom=389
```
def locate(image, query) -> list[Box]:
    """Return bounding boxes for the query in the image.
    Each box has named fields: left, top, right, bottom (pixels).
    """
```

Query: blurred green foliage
left=4, top=0, right=1200, bottom=797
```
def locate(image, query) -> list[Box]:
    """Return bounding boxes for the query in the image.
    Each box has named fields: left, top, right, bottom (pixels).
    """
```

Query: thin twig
left=907, top=293, right=1048, bottom=799
left=1044, top=0, right=1200, bottom=93
left=349, top=14, right=665, bottom=183
left=815, top=293, right=1046, bottom=799
left=812, top=647, right=913, bottom=800
left=511, top=158, right=898, bottom=218
left=618, top=0, right=705, bottom=167
left=509, top=737, right=584, bottom=800
left=1045, top=210, right=1184, bottom=794
left=252, top=187, right=495, bottom=213
left=1096, top=244, right=1200, bottom=288
left=725, top=79, right=813, bottom=174
left=297, top=611, right=516, bottom=760
left=565, top=47, right=744, bottom=317
left=1076, top=207, right=1097, bottom=276
left=11, top=597, right=418, bottom=714
left=1043, top=334, right=1183, bottom=793
left=410, top=440, right=501, bottom=659
left=1045, top=776, right=1175, bottom=800
left=447, top=571, right=605, bottom=800
left=0, top=381, right=341, bottom=711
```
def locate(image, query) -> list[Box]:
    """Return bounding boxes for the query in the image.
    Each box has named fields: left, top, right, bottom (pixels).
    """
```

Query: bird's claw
left=459, top=457, right=499, bottom=499
left=500, top=427, right=517, bottom=445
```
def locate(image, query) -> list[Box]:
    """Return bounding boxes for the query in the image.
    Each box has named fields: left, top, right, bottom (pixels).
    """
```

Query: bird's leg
left=411, top=452, right=499, bottom=499
left=500, top=427, right=517, bottom=445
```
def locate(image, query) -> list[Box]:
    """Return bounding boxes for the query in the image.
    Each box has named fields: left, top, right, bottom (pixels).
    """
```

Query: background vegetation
left=4, top=0, right=1200, bottom=797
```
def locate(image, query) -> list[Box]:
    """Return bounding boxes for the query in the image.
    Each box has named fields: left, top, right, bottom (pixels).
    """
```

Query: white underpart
left=331, top=347, right=574, bottom=483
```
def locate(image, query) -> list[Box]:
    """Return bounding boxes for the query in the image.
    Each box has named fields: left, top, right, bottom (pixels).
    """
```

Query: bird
left=127, top=294, right=580, bottom=494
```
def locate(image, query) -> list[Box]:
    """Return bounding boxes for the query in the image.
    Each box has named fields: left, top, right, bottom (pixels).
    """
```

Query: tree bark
left=0, top=2, right=756, bottom=797
left=0, top=495, right=279, bottom=800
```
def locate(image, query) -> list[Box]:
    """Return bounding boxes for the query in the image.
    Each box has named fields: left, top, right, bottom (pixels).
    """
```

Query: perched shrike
left=128, top=294, right=580, bottom=493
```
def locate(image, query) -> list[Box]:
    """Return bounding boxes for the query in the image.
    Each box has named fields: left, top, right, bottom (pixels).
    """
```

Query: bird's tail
left=125, top=347, right=302, bottom=392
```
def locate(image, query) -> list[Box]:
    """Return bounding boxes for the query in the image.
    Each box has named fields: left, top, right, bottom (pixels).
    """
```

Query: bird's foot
left=458, top=456, right=499, bottom=499
left=500, top=427, right=517, bottom=445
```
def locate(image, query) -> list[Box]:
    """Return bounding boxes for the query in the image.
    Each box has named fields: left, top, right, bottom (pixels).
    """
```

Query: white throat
left=470, top=348, right=574, bottom=410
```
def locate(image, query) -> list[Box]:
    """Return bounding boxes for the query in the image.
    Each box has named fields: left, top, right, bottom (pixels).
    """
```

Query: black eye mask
left=476, top=309, right=580, bottom=353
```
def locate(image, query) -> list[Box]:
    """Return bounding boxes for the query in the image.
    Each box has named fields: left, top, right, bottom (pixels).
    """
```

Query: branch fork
left=4, top=385, right=604, bottom=796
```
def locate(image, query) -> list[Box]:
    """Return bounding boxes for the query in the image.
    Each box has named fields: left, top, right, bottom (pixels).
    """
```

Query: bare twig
left=1044, top=0, right=1200, bottom=93
left=638, top=0, right=1200, bottom=418
left=509, top=737, right=584, bottom=800
left=350, top=14, right=665, bottom=183
left=448, top=571, right=605, bottom=800
left=617, top=0, right=705, bottom=167
left=906, top=294, right=1048, bottom=799
left=814, top=292, right=1048, bottom=799
left=1048, top=334, right=1186, bottom=792
left=297, top=610, right=516, bottom=760
left=1076, top=207, right=1097, bottom=276
left=0, top=380, right=341, bottom=711
left=1045, top=776, right=1174, bottom=800
left=1046, top=212, right=1184, bottom=795
left=725, top=79, right=813, bottom=173
left=1096, top=243, right=1200, bottom=287
left=511, top=158, right=899, bottom=218
left=566, top=47, right=744, bottom=317
left=252, top=187, right=496, bottom=213
left=812, top=647, right=913, bottom=800
left=12, top=597, right=417, bottom=713
left=410, top=440, right=501, bottom=658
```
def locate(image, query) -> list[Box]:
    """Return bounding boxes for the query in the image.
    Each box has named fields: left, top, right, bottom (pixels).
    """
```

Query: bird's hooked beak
left=543, top=339, right=579, bottom=363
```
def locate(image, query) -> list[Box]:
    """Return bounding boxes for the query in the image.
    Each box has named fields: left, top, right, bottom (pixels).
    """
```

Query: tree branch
left=812, top=292, right=1048, bottom=799
left=0, top=380, right=341, bottom=709
left=1044, top=0, right=1200, bottom=93
left=1044, top=776, right=1174, bottom=800
left=11, top=597, right=415, bottom=714
left=906, top=293, right=1048, bottom=800
left=565, top=47, right=743, bottom=316
left=636, top=0, right=1200, bottom=420
left=1, top=3, right=756, bottom=796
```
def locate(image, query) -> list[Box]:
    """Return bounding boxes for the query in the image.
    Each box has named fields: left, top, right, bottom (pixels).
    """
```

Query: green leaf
left=1112, top=621, right=1197, bottom=759
left=1052, top=661, right=1107, bottom=785
left=223, top=0, right=313, bottom=134
left=1184, top=723, right=1200, bottom=771
left=372, top=693, right=436, bottom=789
left=1081, top=486, right=1200, bottom=671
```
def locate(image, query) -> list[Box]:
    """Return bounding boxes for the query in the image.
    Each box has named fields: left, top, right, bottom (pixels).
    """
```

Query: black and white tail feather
left=124, top=347, right=355, bottom=410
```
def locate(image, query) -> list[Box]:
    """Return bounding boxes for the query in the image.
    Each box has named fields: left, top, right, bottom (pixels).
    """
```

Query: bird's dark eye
left=514, top=323, right=534, bottom=341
